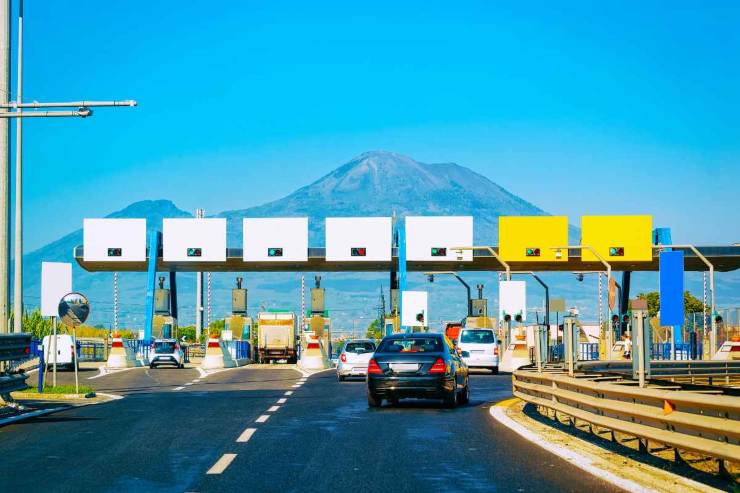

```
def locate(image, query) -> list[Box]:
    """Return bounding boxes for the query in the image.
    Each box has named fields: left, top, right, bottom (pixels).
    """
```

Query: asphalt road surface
left=0, top=366, right=620, bottom=492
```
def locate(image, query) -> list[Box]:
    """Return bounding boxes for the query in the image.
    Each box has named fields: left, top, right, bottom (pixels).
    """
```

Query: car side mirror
left=461, top=351, right=470, bottom=358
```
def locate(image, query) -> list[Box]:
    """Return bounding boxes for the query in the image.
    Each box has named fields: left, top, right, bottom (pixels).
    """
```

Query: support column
left=143, top=230, right=160, bottom=341
left=397, top=219, right=407, bottom=332
left=169, top=271, right=178, bottom=321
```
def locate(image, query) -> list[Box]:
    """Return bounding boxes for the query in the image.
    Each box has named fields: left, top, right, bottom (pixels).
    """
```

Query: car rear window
left=345, top=342, right=376, bottom=353
left=155, top=341, right=177, bottom=354
left=460, top=330, right=494, bottom=344
left=377, top=337, right=442, bottom=353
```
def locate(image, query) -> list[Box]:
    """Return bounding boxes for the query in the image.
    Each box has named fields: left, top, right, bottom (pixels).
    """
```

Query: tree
left=366, top=318, right=382, bottom=339
left=636, top=291, right=706, bottom=318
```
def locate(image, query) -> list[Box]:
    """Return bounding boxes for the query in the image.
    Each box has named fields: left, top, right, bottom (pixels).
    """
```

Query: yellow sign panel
left=498, top=216, right=569, bottom=262
left=581, top=215, right=652, bottom=262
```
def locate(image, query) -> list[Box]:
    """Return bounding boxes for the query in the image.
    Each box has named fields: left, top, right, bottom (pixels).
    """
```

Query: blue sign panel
left=659, top=251, right=684, bottom=326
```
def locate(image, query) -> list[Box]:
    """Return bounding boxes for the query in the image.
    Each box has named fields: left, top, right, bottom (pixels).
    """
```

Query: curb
left=489, top=398, right=655, bottom=493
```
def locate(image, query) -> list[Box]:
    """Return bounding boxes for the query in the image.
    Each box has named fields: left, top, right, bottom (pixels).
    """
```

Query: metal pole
left=207, top=272, right=211, bottom=328
left=451, top=274, right=472, bottom=317
left=113, top=272, right=118, bottom=330
left=72, top=327, right=79, bottom=394
left=0, top=0, right=9, bottom=335
left=195, top=208, right=203, bottom=340
left=11, top=0, right=20, bottom=333
left=52, top=315, right=57, bottom=387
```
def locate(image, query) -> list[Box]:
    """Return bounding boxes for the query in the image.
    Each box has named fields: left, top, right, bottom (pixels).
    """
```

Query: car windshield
left=154, top=341, right=177, bottom=354
left=345, top=342, right=376, bottom=353
left=460, top=330, right=494, bottom=344
left=377, top=337, right=442, bottom=353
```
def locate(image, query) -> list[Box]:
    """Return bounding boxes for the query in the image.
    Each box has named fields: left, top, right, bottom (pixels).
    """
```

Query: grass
left=32, top=384, right=96, bottom=395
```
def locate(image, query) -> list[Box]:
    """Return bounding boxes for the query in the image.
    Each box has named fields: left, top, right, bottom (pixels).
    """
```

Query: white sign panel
left=499, top=280, right=527, bottom=322
left=405, top=216, right=473, bottom=261
left=325, top=217, right=391, bottom=261
left=83, top=218, right=146, bottom=262
left=401, top=290, right=428, bottom=327
left=41, top=262, right=72, bottom=317
left=163, top=218, right=226, bottom=262
left=243, top=218, right=308, bottom=262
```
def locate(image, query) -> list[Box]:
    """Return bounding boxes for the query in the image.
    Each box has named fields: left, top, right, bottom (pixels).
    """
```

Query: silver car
left=336, top=339, right=376, bottom=381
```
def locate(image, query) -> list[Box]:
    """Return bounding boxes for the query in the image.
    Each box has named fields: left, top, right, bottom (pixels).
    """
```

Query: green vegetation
left=366, top=318, right=382, bottom=339
left=636, top=291, right=706, bottom=318
left=33, top=384, right=95, bottom=395
left=11, top=308, right=136, bottom=340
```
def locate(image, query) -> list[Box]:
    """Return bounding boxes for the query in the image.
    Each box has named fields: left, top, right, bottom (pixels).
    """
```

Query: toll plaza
left=74, top=214, right=740, bottom=371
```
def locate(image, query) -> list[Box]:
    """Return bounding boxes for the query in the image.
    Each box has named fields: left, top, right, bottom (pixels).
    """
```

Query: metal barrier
left=577, top=360, right=740, bottom=387
left=513, top=369, right=740, bottom=465
left=124, top=339, right=151, bottom=360
left=548, top=343, right=599, bottom=362
left=650, top=342, right=703, bottom=361
left=0, top=333, right=31, bottom=361
left=77, top=341, right=106, bottom=362
left=222, top=340, right=251, bottom=360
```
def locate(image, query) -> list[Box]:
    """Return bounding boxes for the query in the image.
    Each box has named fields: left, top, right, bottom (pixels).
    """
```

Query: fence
left=548, top=342, right=599, bottom=362
left=223, top=340, right=251, bottom=360
left=513, top=369, right=740, bottom=466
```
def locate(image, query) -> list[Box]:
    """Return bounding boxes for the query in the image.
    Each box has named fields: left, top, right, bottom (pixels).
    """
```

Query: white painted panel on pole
left=325, top=217, right=391, bottom=261
left=499, top=280, right=527, bottom=321
left=243, top=218, right=308, bottom=262
left=405, top=216, right=473, bottom=261
left=83, top=218, right=146, bottom=261
left=163, top=218, right=226, bottom=261
left=41, top=262, right=72, bottom=316
left=401, top=290, right=428, bottom=327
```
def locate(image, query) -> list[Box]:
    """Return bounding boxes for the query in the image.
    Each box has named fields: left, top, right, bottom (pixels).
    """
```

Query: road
left=0, top=366, right=620, bottom=492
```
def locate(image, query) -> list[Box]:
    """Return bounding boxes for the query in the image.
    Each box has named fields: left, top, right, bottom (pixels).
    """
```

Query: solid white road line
left=267, top=406, right=280, bottom=412
left=206, top=453, right=237, bottom=475
left=277, top=398, right=287, bottom=404
left=488, top=403, right=654, bottom=493
left=236, top=428, right=257, bottom=443
left=284, top=391, right=293, bottom=396
left=95, top=392, right=124, bottom=401
left=173, top=386, right=185, bottom=391
left=255, top=415, right=270, bottom=423
left=185, top=382, right=193, bottom=386
left=197, top=367, right=208, bottom=378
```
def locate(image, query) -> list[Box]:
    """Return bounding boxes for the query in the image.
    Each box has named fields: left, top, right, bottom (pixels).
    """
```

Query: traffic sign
left=581, top=215, right=652, bottom=262
left=498, top=216, right=569, bottom=262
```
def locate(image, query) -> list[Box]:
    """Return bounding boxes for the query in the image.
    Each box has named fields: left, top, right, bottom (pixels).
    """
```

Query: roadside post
left=630, top=299, right=650, bottom=387
left=37, top=347, right=43, bottom=392
left=58, top=292, right=90, bottom=395
left=563, top=315, right=577, bottom=377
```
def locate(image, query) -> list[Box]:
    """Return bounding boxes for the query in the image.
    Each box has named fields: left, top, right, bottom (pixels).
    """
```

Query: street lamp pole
left=12, top=0, right=21, bottom=332
left=425, top=271, right=472, bottom=317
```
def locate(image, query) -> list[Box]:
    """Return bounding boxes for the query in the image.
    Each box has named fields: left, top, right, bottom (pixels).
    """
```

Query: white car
left=149, top=339, right=185, bottom=369
left=336, top=339, right=376, bottom=381
left=458, top=328, right=499, bottom=374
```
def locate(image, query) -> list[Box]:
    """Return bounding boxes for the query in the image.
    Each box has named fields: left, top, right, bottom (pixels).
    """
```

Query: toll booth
left=303, top=276, right=331, bottom=364
left=153, top=276, right=177, bottom=339
left=225, top=277, right=252, bottom=340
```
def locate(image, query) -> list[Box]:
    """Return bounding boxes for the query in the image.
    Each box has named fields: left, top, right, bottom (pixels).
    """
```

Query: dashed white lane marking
left=185, top=382, right=194, bottom=386
left=284, top=391, right=293, bottom=396
left=255, top=415, right=270, bottom=423
left=277, top=398, right=287, bottom=404
left=193, top=379, right=201, bottom=383
left=236, top=428, right=257, bottom=443
left=206, top=453, right=237, bottom=475
left=291, top=384, right=301, bottom=388
left=267, top=405, right=280, bottom=412
left=173, top=386, right=185, bottom=391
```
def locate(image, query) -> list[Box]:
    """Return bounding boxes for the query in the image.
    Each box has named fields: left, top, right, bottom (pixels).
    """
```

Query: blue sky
left=15, top=0, right=740, bottom=251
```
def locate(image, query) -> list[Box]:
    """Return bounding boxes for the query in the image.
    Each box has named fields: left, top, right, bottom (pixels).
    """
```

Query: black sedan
left=366, top=333, right=469, bottom=408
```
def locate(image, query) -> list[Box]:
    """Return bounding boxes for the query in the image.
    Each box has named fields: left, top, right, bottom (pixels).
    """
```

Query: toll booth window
left=431, top=247, right=447, bottom=257
left=377, top=337, right=442, bottom=353
left=350, top=247, right=367, bottom=257
left=268, top=248, right=283, bottom=257
left=187, top=248, right=202, bottom=257
left=107, top=248, right=122, bottom=257
left=525, top=248, right=540, bottom=257
left=609, top=247, right=625, bottom=257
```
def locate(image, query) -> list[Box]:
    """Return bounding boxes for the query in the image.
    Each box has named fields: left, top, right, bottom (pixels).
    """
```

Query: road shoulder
left=489, top=398, right=724, bottom=493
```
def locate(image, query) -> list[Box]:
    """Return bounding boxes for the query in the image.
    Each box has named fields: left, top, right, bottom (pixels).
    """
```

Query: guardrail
left=0, top=373, right=28, bottom=394
left=576, top=360, right=740, bottom=387
left=0, top=333, right=31, bottom=362
left=513, top=369, right=740, bottom=467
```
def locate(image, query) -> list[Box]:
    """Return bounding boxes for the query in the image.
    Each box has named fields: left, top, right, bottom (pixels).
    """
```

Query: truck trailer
left=256, top=311, right=297, bottom=363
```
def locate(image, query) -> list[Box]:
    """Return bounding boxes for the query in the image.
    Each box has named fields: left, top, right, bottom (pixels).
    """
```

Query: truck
left=256, top=311, right=297, bottom=363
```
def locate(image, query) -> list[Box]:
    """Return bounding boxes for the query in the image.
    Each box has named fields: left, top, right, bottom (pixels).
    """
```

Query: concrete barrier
left=106, top=336, right=139, bottom=369
left=200, top=337, right=248, bottom=370
left=298, top=332, right=327, bottom=370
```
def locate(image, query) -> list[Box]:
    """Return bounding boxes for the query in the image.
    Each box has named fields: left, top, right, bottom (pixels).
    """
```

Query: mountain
left=219, top=150, right=552, bottom=246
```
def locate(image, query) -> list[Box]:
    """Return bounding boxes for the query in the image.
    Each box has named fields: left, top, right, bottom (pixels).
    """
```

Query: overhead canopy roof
left=73, top=245, right=740, bottom=273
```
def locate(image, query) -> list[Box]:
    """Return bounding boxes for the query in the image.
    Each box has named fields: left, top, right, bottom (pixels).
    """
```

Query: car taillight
left=175, top=344, right=180, bottom=351
left=428, top=358, right=446, bottom=374
left=494, top=346, right=499, bottom=356
left=367, top=359, right=382, bottom=374
left=340, top=353, right=347, bottom=363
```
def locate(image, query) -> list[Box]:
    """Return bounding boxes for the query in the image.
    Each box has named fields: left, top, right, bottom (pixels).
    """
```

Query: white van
left=41, top=334, right=76, bottom=369
left=458, top=328, right=499, bottom=374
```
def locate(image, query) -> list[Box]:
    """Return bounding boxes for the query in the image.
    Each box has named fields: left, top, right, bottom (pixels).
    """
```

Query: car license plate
left=390, top=363, right=419, bottom=372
